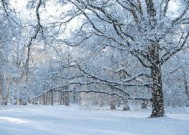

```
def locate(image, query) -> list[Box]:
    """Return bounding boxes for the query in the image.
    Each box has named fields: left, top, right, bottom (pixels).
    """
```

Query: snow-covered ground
left=0, top=105, right=189, bottom=135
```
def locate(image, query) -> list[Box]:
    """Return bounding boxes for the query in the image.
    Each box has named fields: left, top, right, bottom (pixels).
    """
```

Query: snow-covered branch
left=161, top=31, right=189, bottom=64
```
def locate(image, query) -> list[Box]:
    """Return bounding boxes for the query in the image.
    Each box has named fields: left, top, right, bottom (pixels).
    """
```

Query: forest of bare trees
left=0, top=0, right=189, bottom=118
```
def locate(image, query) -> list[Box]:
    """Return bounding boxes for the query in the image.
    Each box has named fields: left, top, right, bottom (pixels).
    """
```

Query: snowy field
left=0, top=105, right=189, bottom=135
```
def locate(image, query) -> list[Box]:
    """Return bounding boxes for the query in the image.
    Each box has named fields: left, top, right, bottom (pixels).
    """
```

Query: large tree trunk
left=148, top=43, right=165, bottom=117
left=150, top=65, right=165, bottom=117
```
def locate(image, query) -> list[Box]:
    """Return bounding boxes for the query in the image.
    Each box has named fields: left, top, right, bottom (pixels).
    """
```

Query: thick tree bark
left=148, top=42, right=165, bottom=117
left=150, top=65, right=165, bottom=117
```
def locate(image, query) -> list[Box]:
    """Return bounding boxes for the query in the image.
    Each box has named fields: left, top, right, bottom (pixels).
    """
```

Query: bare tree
left=0, top=0, right=21, bottom=104
left=24, top=0, right=189, bottom=117
left=50, top=0, right=189, bottom=117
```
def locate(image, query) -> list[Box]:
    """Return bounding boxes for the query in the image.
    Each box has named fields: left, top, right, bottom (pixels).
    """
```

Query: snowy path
left=0, top=105, right=189, bottom=135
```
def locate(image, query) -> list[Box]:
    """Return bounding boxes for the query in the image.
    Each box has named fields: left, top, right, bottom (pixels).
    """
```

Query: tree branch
left=161, top=31, right=189, bottom=64
left=172, top=3, right=189, bottom=26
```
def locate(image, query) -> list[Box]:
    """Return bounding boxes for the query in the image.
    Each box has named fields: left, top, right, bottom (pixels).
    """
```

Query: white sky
left=10, top=0, right=180, bottom=18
